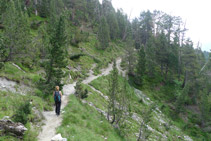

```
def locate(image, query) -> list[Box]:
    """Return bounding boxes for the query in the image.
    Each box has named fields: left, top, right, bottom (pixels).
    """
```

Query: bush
left=30, top=21, right=42, bottom=30
left=34, top=89, right=43, bottom=97
left=70, top=30, right=89, bottom=47
left=13, top=101, right=32, bottom=125
left=75, top=81, right=88, bottom=99
left=70, top=71, right=82, bottom=80
left=0, top=62, right=4, bottom=69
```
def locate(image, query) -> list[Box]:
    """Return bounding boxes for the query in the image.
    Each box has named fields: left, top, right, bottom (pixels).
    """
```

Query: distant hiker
left=53, top=86, right=62, bottom=116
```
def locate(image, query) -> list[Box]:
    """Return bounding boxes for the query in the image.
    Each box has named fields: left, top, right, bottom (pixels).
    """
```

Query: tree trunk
left=165, top=64, right=169, bottom=81
left=110, top=114, right=115, bottom=124
left=182, top=71, right=187, bottom=88
left=34, top=0, right=38, bottom=16
left=46, top=58, right=54, bottom=83
left=161, top=63, right=163, bottom=76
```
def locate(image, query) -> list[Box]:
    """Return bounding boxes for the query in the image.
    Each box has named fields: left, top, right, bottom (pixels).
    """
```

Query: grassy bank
left=57, top=75, right=191, bottom=140
left=0, top=90, right=52, bottom=140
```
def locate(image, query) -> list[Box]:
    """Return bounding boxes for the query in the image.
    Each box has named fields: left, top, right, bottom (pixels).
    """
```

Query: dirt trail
left=38, top=58, right=122, bottom=141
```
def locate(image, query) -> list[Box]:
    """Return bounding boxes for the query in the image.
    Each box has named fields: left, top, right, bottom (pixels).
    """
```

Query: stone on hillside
left=51, top=133, right=67, bottom=141
left=0, top=116, right=27, bottom=137
left=32, top=107, right=44, bottom=122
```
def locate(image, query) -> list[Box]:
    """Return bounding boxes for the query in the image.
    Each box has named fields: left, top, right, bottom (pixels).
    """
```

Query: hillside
left=0, top=0, right=210, bottom=141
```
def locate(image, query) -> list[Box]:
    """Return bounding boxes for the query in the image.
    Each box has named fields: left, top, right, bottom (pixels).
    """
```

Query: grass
left=56, top=95, right=125, bottom=141
left=141, top=85, right=211, bottom=141
left=67, top=34, right=125, bottom=79
left=57, top=74, right=192, bottom=140
left=0, top=62, right=42, bottom=86
left=88, top=75, right=195, bottom=140
left=0, top=90, right=51, bottom=140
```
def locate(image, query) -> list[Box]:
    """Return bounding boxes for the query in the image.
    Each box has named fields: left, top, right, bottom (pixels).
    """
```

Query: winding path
left=37, top=58, right=122, bottom=141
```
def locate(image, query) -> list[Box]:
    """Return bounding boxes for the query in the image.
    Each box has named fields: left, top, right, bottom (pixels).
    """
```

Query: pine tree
left=136, top=45, right=146, bottom=86
left=145, top=37, right=156, bottom=78
left=0, top=0, right=9, bottom=19
left=139, top=10, right=153, bottom=46
left=107, top=12, right=119, bottom=40
left=107, top=60, right=119, bottom=124
left=98, top=16, right=110, bottom=50
left=2, top=0, right=31, bottom=62
left=116, top=9, right=127, bottom=39
left=0, top=33, right=5, bottom=62
left=155, top=31, right=168, bottom=78
left=132, top=18, right=141, bottom=49
left=37, top=0, right=50, bottom=18
left=126, top=39, right=136, bottom=76
left=200, top=89, right=210, bottom=127
left=44, top=14, right=68, bottom=92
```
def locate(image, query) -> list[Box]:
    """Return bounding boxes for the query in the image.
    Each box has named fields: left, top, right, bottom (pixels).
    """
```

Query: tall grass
left=57, top=95, right=124, bottom=141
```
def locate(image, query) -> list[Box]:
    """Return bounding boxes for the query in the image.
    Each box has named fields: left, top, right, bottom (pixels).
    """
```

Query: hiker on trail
left=53, top=86, right=62, bottom=116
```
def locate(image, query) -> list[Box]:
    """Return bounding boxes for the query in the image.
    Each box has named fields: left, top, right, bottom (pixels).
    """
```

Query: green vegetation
left=0, top=0, right=210, bottom=140
left=0, top=62, right=41, bottom=85
left=100, top=75, right=211, bottom=140
left=58, top=74, right=193, bottom=140
left=0, top=90, right=51, bottom=140
left=57, top=95, right=124, bottom=141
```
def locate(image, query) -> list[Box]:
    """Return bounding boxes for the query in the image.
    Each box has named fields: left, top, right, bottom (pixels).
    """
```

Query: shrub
left=13, top=101, right=32, bottom=125
left=0, top=62, right=4, bottom=69
left=75, top=81, right=88, bottom=99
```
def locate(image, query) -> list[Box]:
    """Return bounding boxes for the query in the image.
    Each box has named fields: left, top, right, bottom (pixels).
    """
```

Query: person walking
left=53, top=86, right=62, bottom=116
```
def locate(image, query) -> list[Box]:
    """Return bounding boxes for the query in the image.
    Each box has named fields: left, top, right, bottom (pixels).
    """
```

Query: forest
left=0, top=0, right=210, bottom=140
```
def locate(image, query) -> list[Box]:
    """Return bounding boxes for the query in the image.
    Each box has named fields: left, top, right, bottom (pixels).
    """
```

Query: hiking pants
left=55, top=101, right=61, bottom=115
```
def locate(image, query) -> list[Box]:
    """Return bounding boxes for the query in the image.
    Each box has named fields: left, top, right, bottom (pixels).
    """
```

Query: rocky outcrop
left=0, top=116, right=27, bottom=137
left=0, top=77, right=32, bottom=95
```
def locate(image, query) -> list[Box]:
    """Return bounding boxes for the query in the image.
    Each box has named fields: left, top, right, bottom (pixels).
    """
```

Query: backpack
left=54, top=91, right=61, bottom=102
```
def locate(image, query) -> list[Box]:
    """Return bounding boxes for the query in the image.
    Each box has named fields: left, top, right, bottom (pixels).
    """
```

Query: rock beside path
left=0, top=116, right=27, bottom=137
left=51, top=133, right=67, bottom=141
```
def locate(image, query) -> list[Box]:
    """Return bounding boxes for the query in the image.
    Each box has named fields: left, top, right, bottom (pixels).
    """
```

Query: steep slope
left=38, top=59, right=119, bottom=140
left=55, top=59, right=193, bottom=141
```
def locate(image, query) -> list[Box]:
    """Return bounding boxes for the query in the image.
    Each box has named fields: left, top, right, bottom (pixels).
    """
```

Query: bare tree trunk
left=46, top=58, right=54, bottom=83
left=165, top=64, right=169, bottom=81
left=122, top=10, right=132, bottom=41
left=107, top=106, right=110, bottom=121
left=161, top=63, right=163, bottom=76
left=182, top=70, right=187, bottom=88
left=110, top=114, right=115, bottom=124
left=178, top=22, right=186, bottom=80
left=24, top=0, right=30, bottom=10
left=34, top=0, right=38, bottom=16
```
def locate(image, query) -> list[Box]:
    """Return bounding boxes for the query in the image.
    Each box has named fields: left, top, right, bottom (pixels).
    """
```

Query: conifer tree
left=0, top=0, right=9, bottom=19
left=38, top=0, right=50, bottom=18
left=2, top=0, right=30, bottom=62
left=98, top=16, right=110, bottom=49
left=44, top=14, right=68, bottom=92
left=126, top=39, right=136, bottom=76
left=145, top=37, right=156, bottom=78
left=107, top=60, right=119, bottom=124
left=139, top=10, right=153, bottom=46
left=107, top=12, right=119, bottom=40
left=136, top=45, right=146, bottom=86
left=0, top=33, right=5, bottom=62
left=116, top=9, right=127, bottom=39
